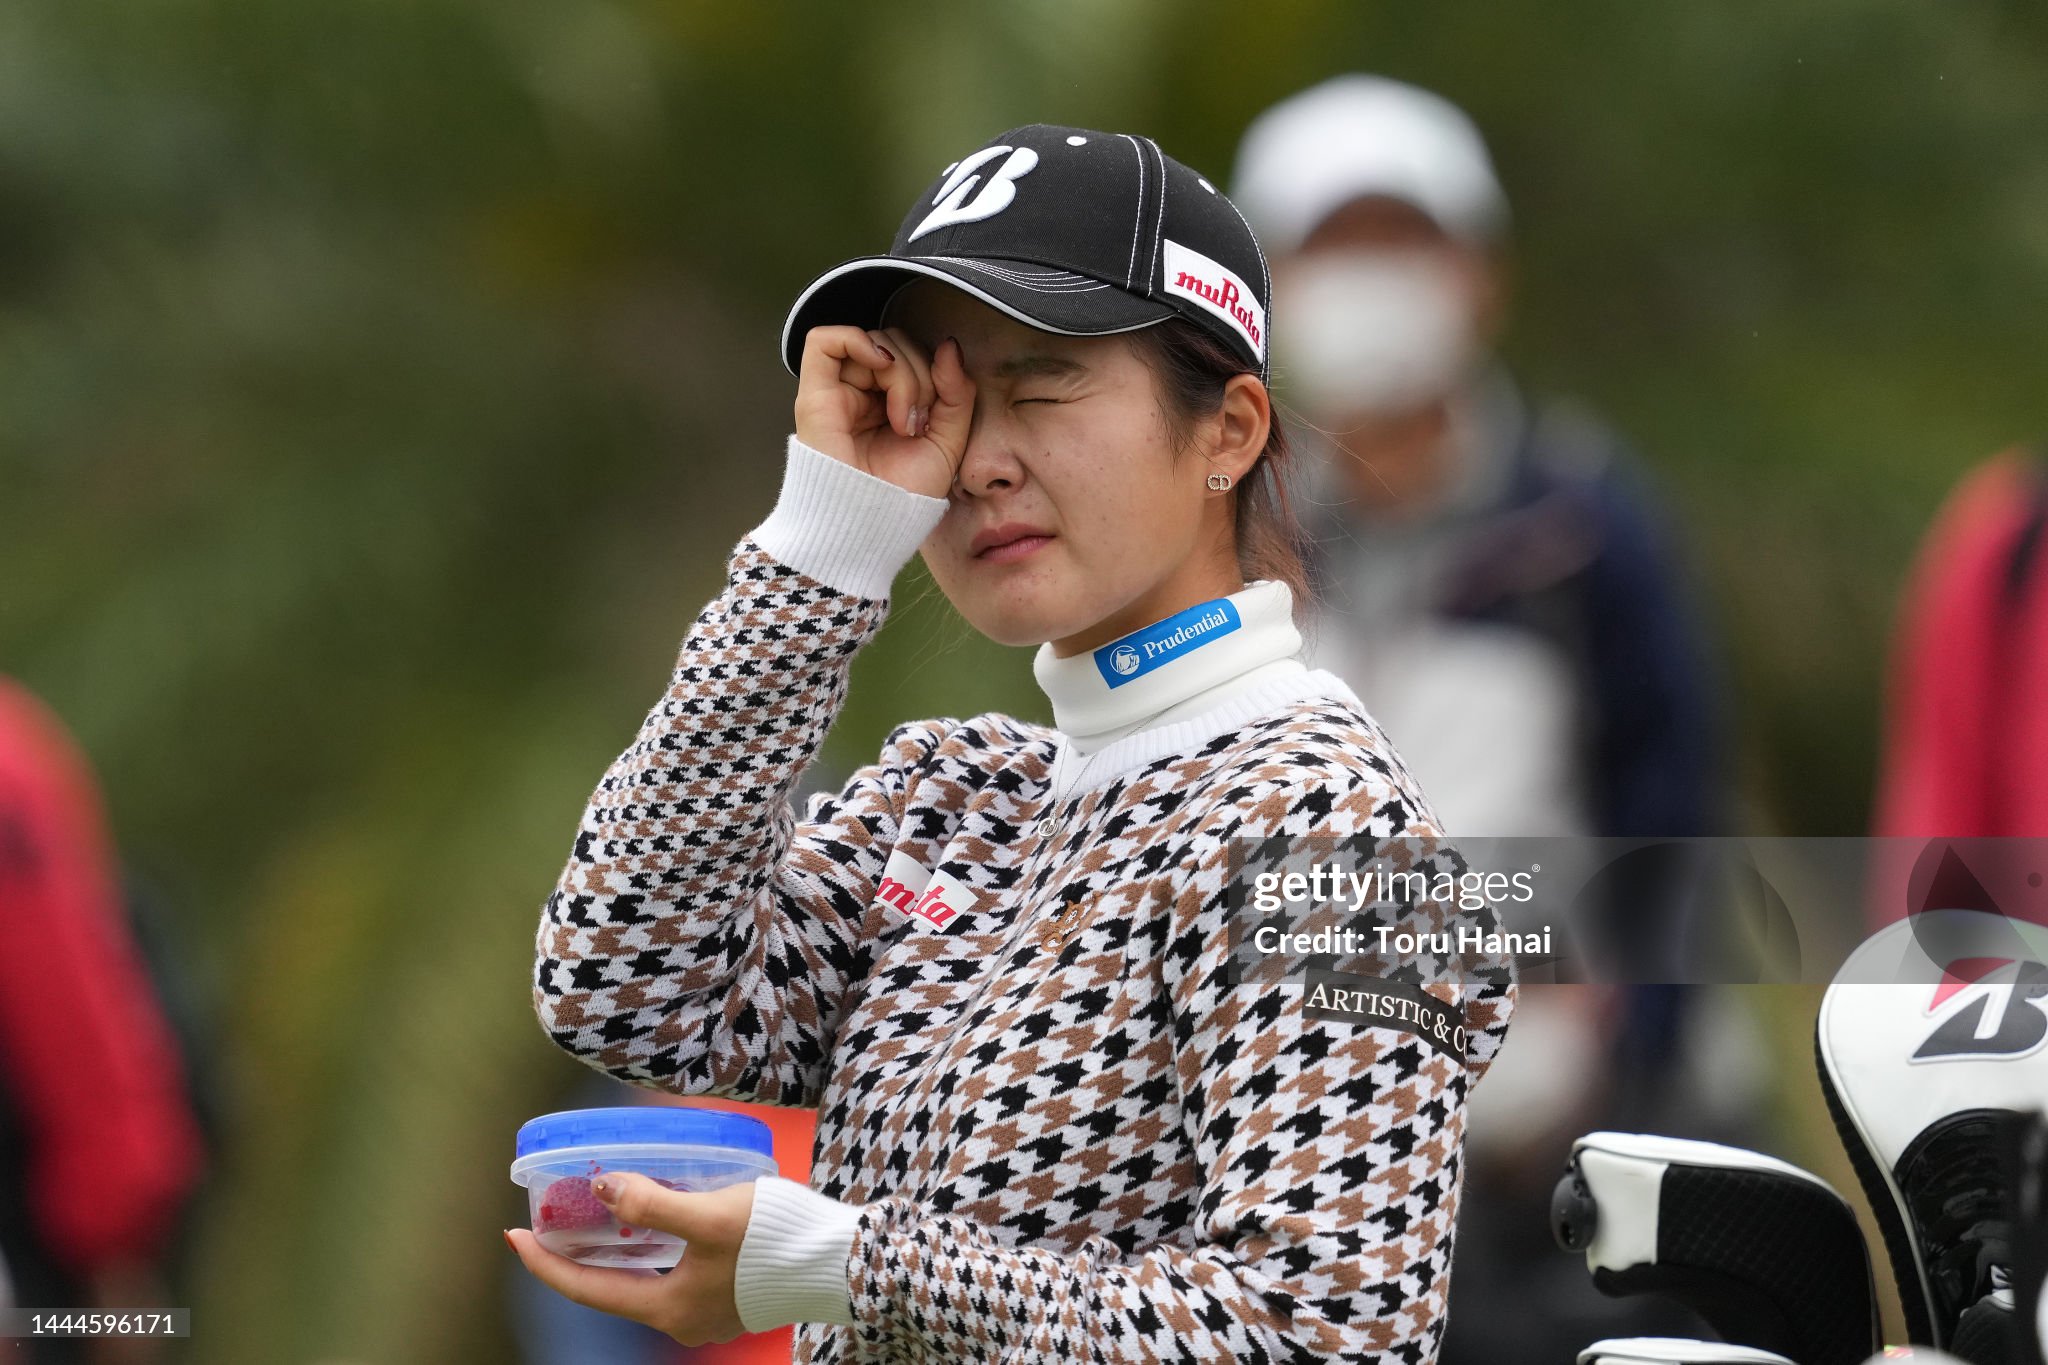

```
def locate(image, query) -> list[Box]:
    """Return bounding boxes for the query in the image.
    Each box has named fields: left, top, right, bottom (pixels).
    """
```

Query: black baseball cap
left=781, top=124, right=1272, bottom=384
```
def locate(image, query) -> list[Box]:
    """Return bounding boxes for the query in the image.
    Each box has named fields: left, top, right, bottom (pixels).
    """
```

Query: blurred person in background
left=1234, top=75, right=1737, bottom=1361
left=1231, top=73, right=1721, bottom=848
left=1874, top=445, right=2048, bottom=842
left=0, top=678, right=208, bottom=1364
left=1865, top=445, right=2048, bottom=949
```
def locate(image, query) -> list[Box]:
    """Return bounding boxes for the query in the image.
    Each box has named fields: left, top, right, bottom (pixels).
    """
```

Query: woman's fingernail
left=503, top=1229, right=518, bottom=1253
left=909, top=406, right=926, bottom=435
left=877, top=344, right=895, bottom=362
left=593, top=1176, right=615, bottom=1200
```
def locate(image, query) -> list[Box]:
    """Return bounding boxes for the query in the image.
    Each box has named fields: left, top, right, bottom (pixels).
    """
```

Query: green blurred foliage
left=2, top=1, right=2045, bottom=1359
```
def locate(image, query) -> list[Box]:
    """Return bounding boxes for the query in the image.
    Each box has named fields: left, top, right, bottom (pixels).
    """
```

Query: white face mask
left=1271, top=251, right=1478, bottom=419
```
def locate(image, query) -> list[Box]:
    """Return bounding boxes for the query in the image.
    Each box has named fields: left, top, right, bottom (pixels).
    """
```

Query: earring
left=1206, top=472, right=1232, bottom=491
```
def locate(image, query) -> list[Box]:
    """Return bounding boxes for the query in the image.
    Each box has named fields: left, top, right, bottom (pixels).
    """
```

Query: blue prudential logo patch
left=1092, top=597, right=1242, bottom=688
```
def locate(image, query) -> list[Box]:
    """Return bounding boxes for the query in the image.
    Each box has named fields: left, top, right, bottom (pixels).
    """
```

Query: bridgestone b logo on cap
left=1162, top=239, right=1265, bottom=361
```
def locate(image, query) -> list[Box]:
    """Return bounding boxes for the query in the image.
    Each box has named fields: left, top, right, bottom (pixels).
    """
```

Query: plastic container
left=510, top=1107, right=777, bottom=1267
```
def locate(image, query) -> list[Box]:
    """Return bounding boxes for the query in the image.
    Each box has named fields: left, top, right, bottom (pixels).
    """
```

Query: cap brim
left=780, top=255, right=1175, bottom=375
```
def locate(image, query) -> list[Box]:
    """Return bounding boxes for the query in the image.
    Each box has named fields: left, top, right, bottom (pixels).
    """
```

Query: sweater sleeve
left=808, top=774, right=1520, bottom=1362
left=532, top=435, right=951, bottom=1106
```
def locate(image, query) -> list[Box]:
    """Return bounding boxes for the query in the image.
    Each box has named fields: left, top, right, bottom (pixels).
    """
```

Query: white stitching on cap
left=1143, top=136, right=1167, bottom=293
left=939, top=259, right=1104, bottom=290
left=951, top=279, right=1104, bottom=293
left=1215, top=191, right=1273, bottom=381
left=929, top=257, right=1091, bottom=282
left=1119, top=133, right=1143, bottom=291
left=942, top=259, right=1108, bottom=293
left=779, top=257, right=1166, bottom=374
left=1221, top=193, right=1270, bottom=302
left=850, top=263, right=1143, bottom=334
left=778, top=253, right=1171, bottom=374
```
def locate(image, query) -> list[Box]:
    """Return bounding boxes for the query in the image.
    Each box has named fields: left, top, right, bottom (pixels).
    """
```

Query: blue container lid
left=515, top=1107, right=774, bottom=1160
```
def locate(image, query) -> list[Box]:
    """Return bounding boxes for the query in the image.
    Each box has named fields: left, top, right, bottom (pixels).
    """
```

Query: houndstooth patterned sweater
left=533, top=436, right=1518, bottom=1363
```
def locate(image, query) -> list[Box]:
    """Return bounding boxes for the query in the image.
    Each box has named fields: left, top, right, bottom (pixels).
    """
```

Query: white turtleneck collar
left=1032, top=579, right=1308, bottom=757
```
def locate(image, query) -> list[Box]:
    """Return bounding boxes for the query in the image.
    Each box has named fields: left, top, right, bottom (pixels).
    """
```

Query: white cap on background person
left=1230, top=74, right=1510, bottom=255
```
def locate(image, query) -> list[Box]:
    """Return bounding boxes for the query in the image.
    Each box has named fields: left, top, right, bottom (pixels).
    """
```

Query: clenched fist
left=793, top=325, right=975, bottom=500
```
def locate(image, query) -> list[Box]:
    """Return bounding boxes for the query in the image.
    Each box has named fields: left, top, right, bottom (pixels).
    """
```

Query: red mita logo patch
left=873, top=850, right=979, bottom=934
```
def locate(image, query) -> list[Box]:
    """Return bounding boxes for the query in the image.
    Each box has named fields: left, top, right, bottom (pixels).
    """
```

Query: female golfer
left=513, top=123, right=1517, bottom=1363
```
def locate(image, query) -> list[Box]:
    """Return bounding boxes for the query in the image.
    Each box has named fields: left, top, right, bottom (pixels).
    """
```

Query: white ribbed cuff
left=749, top=434, right=950, bottom=601
left=733, top=1175, right=863, bottom=1331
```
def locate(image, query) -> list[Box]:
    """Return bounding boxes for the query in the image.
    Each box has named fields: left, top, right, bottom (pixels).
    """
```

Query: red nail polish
left=877, top=345, right=895, bottom=362
left=503, top=1229, right=518, bottom=1253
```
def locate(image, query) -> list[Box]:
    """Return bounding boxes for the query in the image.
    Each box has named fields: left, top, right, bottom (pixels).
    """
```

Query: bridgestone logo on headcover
left=1162, top=239, right=1265, bottom=361
left=1914, top=958, right=2048, bottom=1062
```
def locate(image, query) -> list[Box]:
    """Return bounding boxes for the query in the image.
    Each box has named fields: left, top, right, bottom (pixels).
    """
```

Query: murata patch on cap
left=1161, top=238, right=1265, bottom=361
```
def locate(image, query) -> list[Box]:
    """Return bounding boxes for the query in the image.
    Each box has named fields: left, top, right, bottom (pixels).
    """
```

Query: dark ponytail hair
left=1124, top=317, right=1315, bottom=625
